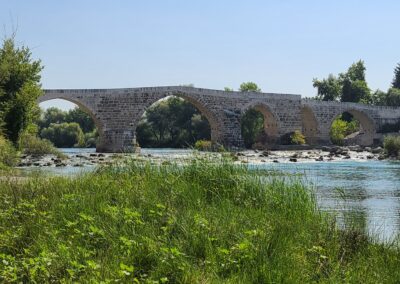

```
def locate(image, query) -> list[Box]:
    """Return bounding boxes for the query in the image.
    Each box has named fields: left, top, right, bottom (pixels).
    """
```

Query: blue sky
left=1, top=0, right=400, bottom=110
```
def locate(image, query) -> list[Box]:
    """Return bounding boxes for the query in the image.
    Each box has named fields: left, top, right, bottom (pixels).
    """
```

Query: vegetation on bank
left=384, top=135, right=400, bottom=158
left=330, top=114, right=360, bottom=145
left=0, top=159, right=399, bottom=282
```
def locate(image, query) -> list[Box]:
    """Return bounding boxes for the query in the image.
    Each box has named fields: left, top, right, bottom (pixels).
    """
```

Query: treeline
left=313, top=60, right=400, bottom=106
left=38, top=107, right=97, bottom=148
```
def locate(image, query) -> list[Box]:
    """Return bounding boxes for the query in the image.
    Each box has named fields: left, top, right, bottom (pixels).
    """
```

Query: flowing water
left=20, top=148, right=400, bottom=241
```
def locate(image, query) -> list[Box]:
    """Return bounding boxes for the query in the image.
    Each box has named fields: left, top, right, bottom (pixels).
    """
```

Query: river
left=20, top=148, right=400, bottom=242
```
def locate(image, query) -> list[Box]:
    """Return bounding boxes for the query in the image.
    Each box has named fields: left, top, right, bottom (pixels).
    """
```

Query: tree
left=370, top=89, right=387, bottom=106
left=0, top=37, right=43, bottom=144
left=312, top=74, right=341, bottom=101
left=239, top=82, right=261, bottom=92
left=385, top=88, right=400, bottom=106
left=40, top=122, right=85, bottom=148
left=39, top=107, right=66, bottom=129
left=392, top=63, right=400, bottom=89
left=240, top=109, right=264, bottom=148
left=136, top=96, right=210, bottom=148
left=66, top=107, right=95, bottom=133
left=224, top=87, right=233, bottom=91
left=340, top=61, right=371, bottom=103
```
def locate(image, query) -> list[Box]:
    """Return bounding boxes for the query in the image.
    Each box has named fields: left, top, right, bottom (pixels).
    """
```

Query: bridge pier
left=96, top=129, right=136, bottom=153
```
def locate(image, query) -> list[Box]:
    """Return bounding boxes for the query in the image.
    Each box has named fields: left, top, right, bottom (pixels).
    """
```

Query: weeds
left=0, top=159, right=399, bottom=282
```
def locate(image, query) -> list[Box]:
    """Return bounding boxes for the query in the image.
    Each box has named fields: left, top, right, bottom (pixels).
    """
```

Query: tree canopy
left=0, top=37, right=43, bottom=144
left=392, top=63, right=400, bottom=89
left=239, top=82, right=261, bottom=92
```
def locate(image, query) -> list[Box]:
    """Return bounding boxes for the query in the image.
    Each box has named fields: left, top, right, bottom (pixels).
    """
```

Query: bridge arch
left=133, top=92, right=222, bottom=145
left=301, top=106, right=319, bottom=144
left=329, top=108, right=376, bottom=146
left=241, top=102, right=280, bottom=146
left=38, top=96, right=106, bottom=151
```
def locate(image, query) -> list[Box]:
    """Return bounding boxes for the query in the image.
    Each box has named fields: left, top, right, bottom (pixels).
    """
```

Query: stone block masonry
left=38, top=86, right=400, bottom=152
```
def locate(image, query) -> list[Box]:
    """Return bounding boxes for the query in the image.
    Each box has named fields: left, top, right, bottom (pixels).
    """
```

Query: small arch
left=241, top=102, right=279, bottom=148
left=301, top=106, right=319, bottom=144
left=38, top=97, right=106, bottom=151
left=329, top=109, right=376, bottom=146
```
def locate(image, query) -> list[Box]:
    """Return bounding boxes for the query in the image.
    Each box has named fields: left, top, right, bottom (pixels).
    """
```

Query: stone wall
left=38, top=87, right=400, bottom=152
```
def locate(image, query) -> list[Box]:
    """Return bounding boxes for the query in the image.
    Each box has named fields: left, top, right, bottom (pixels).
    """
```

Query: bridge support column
left=96, top=129, right=136, bottom=153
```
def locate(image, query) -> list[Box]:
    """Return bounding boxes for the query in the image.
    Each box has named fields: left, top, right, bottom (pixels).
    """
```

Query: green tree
left=370, top=89, right=387, bottom=106
left=40, top=122, right=85, bottom=148
left=240, top=109, right=264, bottom=148
left=239, top=82, right=261, bottom=92
left=312, top=74, right=341, bottom=101
left=66, top=107, right=95, bottom=133
left=136, top=96, right=210, bottom=148
left=340, top=61, right=371, bottom=103
left=0, top=37, right=43, bottom=144
left=385, top=88, right=400, bottom=106
left=39, top=107, right=66, bottom=129
left=224, top=87, right=234, bottom=91
left=392, top=63, right=400, bottom=89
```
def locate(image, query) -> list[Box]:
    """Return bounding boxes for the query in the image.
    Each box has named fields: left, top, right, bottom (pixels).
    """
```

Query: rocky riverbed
left=14, top=145, right=392, bottom=169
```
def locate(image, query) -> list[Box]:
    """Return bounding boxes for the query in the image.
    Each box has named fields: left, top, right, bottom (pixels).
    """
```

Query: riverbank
left=14, top=145, right=390, bottom=169
left=0, top=159, right=399, bottom=282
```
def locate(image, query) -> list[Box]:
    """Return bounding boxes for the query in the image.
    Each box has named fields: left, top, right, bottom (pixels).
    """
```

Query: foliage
left=224, top=87, right=234, bottom=91
left=0, top=135, right=19, bottom=167
left=40, top=122, right=85, bottom=148
left=0, top=37, right=43, bottom=144
left=194, top=140, right=225, bottom=152
left=18, top=133, right=65, bottom=158
left=38, top=107, right=95, bottom=147
left=385, top=88, right=400, bottom=106
left=370, top=89, right=387, bottom=106
left=241, top=109, right=264, bottom=148
left=312, top=74, right=341, bottom=101
left=392, top=63, right=400, bottom=89
left=313, top=60, right=371, bottom=104
left=330, top=119, right=347, bottom=145
left=0, top=160, right=399, bottom=282
left=136, top=96, right=210, bottom=148
left=290, top=130, right=306, bottom=145
left=383, top=135, right=400, bottom=158
left=239, top=82, right=261, bottom=92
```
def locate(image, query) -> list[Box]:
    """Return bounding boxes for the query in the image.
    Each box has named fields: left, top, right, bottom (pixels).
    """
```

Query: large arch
left=329, top=109, right=376, bottom=146
left=133, top=92, right=222, bottom=146
left=301, top=106, right=319, bottom=145
left=37, top=97, right=106, bottom=151
left=241, top=102, right=280, bottom=144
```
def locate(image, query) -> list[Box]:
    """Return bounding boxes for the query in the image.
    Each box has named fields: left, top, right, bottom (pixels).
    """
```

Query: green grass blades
left=0, top=159, right=399, bottom=283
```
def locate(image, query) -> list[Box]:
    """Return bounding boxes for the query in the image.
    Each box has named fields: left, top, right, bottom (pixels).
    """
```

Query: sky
left=1, top=0, right=400, bottom=110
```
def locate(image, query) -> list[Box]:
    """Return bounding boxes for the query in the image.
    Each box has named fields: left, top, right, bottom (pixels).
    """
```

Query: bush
left=40, top=122, right=85, bottom=148
left=330, top=118, right=348, bottom=145
left=0, top=136, right=19, bottom=167
left=383, top=135, right=400, bottom=157
left=19, top=134, right=66, bottom=158
left=194, top=140, right=225, bottom=152
left=290, top=130, right=306, bottom=145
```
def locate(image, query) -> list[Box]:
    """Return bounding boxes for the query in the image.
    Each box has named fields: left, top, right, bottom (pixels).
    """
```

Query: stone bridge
left=38, top=86, right=400, bottom=152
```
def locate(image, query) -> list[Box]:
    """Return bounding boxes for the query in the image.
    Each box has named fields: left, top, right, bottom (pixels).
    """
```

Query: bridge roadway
left=38, top=86, right=400, bottom=152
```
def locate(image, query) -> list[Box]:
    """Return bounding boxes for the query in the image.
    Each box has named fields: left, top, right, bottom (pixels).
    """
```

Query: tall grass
left=18, top=133, right=66, bottom=159
left=0, top=135, right=19, bottom=168
left=0, top=159, right=399, bottom=282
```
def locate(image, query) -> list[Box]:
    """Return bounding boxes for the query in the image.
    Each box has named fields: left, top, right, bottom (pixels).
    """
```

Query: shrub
left=330, top=118, right=348, bottom=145
left=0, top=136, right=19, bottom=167
left=290, top=130, right=306, bottom=145
left=19, top=133, right=66, bottom=159
left=40, top=122, right=85, bottom=148
left=194, top=140, right=225, bottom=152
left=383, top=135, right=400, bottom=157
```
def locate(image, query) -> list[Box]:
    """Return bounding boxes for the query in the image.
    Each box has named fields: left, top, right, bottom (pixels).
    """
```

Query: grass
left=0, top=136, right=19, bottom=169
left=0, top=158, right=399, bottom=282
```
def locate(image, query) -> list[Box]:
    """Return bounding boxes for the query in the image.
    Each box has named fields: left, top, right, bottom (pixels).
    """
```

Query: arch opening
left=329, top=110, right=375, bottom=146
left=38, top=99, right=104, bottom=151
left=301, top=106, right=319, bottom=145
left=241, top=104, right=279, bottom=149
left=135, top=95, right=214, bottom=148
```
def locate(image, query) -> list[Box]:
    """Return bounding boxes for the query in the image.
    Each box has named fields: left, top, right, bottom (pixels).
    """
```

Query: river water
left=22, top=148, right=400, bottom=242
